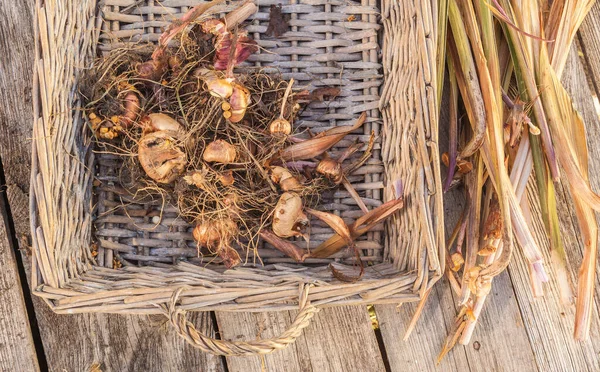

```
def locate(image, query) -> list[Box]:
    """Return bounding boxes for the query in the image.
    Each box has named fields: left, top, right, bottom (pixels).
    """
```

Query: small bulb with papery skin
left=316, top=156, right=343, bottom=184
left=192, top=219, right=241, bottom=268
left=228, top=83, right=250, bottom=123
left=193, top=219, right=236, bottom=248
left=218, top=170, right=235, bottom=186
left=207, top=79, right=233, bottom=99
left=270, top=79, right=295, bottom=136
left=269, top=118, right=292, bottom=135
left=203, top=140, right=237, bottom=164
left=270, top=166, right=302, bottom=191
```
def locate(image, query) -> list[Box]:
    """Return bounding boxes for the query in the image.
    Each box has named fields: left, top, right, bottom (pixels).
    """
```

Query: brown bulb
left=269, top=118, right=292, bottom=135
left=138, top=131, right=187, bottom=184
left=193, top=219, right=238, bottom=249
left=203, top=140, right=237, bottom=164
left=142, top=113, right=184, bottom=134
left=316, top=157, right=343, bottom=184
left=270, top=166, right=302, bottom=191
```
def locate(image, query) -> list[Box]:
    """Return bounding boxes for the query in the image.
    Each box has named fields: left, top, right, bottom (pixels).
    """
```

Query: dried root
left=82, top=4, right=397, bottom=274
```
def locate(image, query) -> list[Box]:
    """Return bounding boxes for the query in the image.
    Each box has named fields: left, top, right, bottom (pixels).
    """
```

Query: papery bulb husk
left=316, top=157, right=343, bottom=184
left=201, top=18, right=226, bottom=35
left=203, top=140, right=237, bottom=164
left=466, top=266, right=492, bottom=296
left=207, top=78, right=233, bottom=99
left=143, top=113, right=184, bottom=134
left=183, top=167, right=209, bottom=191
left=203, top=18, right=258, bottom=71
left=450, top=252, right=464, bottom=272
left=280, top=112, right=366, bottom=161
left=272, top=192, right=308, bottom=238
left=193, top=219, right=238, bottom=248
left=269, top=118, right=291, bottom=135
left=270, top=166, right=302, bottom=191
left=138, top=131, right=187, bottom=183
left=193, top=218, right=240, bottom=268
left=228, top=83, right=250, bottom=123
left=219, top=170, right=235, bottom=186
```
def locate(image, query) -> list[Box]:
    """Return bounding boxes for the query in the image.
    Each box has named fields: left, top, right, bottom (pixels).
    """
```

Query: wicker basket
left=31, top=0, right=444, bottom=355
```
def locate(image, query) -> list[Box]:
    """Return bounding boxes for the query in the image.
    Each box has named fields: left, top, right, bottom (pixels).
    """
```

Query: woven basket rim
left=30, top=0, right=445, bottom=315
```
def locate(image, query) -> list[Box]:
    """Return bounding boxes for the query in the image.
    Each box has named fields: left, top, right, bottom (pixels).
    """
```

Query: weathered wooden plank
left=0, top=199, right=39, bottom=372
left=0, top=1, right=225, bottom=371
left=0, top=2, right=41, bottom=370
left=32, top=310, right=224, bottom=372
left=458, top=269, right=539, bottom=372
left=501, top=46, right=600, bottom=372
left=216, top=306, right=386, bottom=372
left=375, top=287, right=471, bottom=372
left=376, top=192, right=537, bottom=372
left=579, top=2, right=600, bottom=97
left=375, top=178, right=470, bottom=372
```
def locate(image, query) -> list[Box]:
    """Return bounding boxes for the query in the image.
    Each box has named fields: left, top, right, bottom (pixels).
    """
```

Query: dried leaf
left=266, top=4, right=290, bottom=37
left=306, top=208, right=353, bottom=247
left=343, top=131, right=375, bottom=175
left=280, top=112, right=366, bottom=161
left=329, top=262, right=364, bottom=283
left=310, top=195, right=404, bottom=258
left=309, top=87, right=341, bottom=102
left=259, top=230, right=307, bottom=262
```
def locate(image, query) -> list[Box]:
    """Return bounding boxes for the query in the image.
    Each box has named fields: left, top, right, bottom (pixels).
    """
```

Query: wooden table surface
left=2, top=1, right=600, bottom=371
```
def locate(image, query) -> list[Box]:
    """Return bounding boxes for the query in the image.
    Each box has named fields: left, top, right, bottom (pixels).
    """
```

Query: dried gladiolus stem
left=280, top=78, right=294, bottom=118
left=154, top=0, right=224, bottom=61
left=259, top=230, right=307, bottom=262
left=496, top=0, right=559, bottom=180
left=342, top=177, right=369, bottom=214
left=448, top=3, right=486, bottom=160
left=270, top=79, right=295, bottom=135
left=223, top=2, right=258, bottom=29
left=459, top=156, right=484, bottom=305
left=444, top=55, right=459, bottom=192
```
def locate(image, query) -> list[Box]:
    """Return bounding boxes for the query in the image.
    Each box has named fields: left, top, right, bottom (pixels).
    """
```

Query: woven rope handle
left=163, top=284, right=318, bottom=356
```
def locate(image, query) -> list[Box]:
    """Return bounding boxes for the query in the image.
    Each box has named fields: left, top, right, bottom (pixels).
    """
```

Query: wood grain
left=33, top=310, right=224, bottom=372
left=0, top=0, right=36, bottom=208
left=376, top=286, right=471, bottom=372
left=0, top=2, right=40, bottom=370
left=0, top=1, right=225, bottom=371
left=501, top=45, right=600, bottom=372
left=579, top=2, right=600, bottom=98
left=0, top=198, right=39, bottom=372
left=216, top=306, right=386, bottom=372
left=376, top=185, right=537, bottom=372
